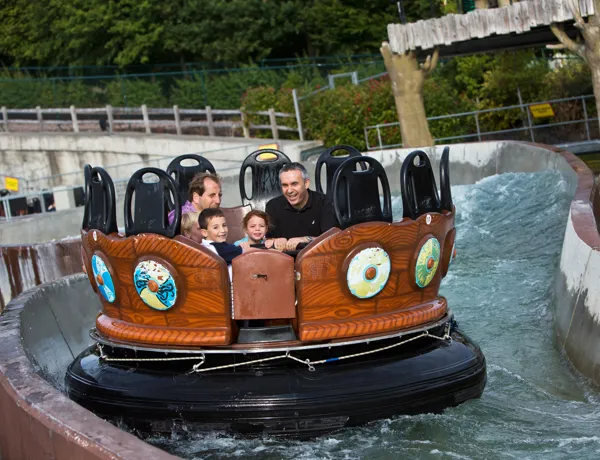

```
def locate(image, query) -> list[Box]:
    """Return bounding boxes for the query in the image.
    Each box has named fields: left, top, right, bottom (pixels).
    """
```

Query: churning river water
left=146, top=170, right=600, bottom=459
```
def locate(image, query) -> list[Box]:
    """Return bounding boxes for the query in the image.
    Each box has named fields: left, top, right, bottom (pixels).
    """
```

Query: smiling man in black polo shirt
left=265, top=162, right=336, bottom=251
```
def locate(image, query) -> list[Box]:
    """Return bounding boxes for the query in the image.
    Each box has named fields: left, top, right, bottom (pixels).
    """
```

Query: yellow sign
left=4, top=177, right=19, bottom=192
left=258, top=143, right=279, bottom=151
left=529, top=103, right=555, bottom=119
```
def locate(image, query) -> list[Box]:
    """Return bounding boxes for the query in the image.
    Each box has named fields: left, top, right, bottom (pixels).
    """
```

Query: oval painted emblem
left=133, top=260, right=177, bottom=310
left=92, top=255, right=115, bottom=303
left=347, top=247, right=391, bottom=299
left=415, top=237, right=440, bottom=288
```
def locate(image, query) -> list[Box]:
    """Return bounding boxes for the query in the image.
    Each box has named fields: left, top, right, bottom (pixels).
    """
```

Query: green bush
left=105, top=78, right=168, bottom=107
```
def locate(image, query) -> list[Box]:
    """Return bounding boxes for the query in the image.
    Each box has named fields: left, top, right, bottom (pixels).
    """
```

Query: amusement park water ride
left=66, top=145, right=486, bottom=438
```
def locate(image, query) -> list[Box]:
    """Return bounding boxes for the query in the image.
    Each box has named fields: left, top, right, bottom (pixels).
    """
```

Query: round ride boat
left=66, top=146, right=486, bottom=439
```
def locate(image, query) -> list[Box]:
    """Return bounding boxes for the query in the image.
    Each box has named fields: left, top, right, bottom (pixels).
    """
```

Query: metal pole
left=106, top=105, right=114, bottom=134
left=70, top=105, right=79, bottom=133
left=2, top=198, right=10, bottom=220
left=1, top=106, right=8, bottom=132
left=377, top=126, right=383, bottom=149
left=475, top=112, right=482, bottom=141
left=36, top=105, right=43, bottom=132
left=206, top=106, right=215, bottom=137
left=173, top=105, right=182, bottom=135
left=40, top=193, right=47, bottom=213
left=582, top=96, right=591, bottom=141
left=141, top=104, right=151, bottom=134
left=292, top=89, right=304, bottom=141
left=268, top=108, right=279, bottom=141
left=241, top=111, right=250, bottom=138
left=517, top=87, right=534, bottom=142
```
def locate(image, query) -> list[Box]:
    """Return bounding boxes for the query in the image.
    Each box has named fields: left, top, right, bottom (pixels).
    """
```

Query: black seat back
left=166, top=154, right=216, bottom=206
left=439, top=146, right=453, bottom=211
left=82, top=165, right=118, bottom=234
left=332, top=156, right=392, bottom=230
left=124, top=167, right=181, bottom=237
left=239, top=149, right=290, bottom=210
left=401, top=150, right=441, bottom=220
left=315, top=145, right=364, bottom=198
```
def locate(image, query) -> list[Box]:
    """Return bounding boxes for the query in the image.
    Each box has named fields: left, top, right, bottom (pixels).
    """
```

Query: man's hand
left=272, top=238, right=287, bottom=251
left=285, top=237, right=308, bottom=251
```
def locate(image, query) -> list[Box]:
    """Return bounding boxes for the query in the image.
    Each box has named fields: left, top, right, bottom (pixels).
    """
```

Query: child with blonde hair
left=180, top=211, right=202, bottom=243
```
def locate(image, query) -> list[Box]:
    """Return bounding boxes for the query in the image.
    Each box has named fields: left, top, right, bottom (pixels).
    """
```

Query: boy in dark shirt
left=198, top=208, right=255, bottom=266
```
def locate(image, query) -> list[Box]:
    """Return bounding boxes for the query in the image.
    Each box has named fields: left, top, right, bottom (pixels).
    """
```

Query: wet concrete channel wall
left=0, top=140, right=598, bottom=459
left=0, top=132, right=322, bottom=186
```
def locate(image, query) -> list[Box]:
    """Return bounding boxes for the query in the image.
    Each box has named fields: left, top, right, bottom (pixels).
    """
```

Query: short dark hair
left=279, top=162, right=309, bottom=181
left=242, top=209, right=269, bottom=229
left=188, top=173, right=221, bottom=202
left=199, top=208, right=225, bottom=229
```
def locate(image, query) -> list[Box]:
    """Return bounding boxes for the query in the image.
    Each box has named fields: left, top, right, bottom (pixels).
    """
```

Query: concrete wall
left=0, top=132, right=322, bottom=187
left=0, top=275, right=176, bottom=459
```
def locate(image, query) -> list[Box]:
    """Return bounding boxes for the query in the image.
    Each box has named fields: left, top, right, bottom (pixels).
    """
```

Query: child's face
left=187, top=221, right=204, bottom=243
left=246, top=215, right=267, bottom=243
left=201, top=216, right=228, bottom=242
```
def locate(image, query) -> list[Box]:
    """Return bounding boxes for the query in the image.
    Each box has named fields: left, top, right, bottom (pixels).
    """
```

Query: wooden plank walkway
left=387, top=0, right=595, bottom=54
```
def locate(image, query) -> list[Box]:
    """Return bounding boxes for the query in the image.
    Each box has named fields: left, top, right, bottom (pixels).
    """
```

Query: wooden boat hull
left=65, top=326, right=486, bottom=439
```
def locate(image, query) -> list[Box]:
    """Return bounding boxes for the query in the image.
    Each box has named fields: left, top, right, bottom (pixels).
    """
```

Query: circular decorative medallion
left=346, top=247, right=391, bottom=299
left=133, top=260, right=177, bottom=310
left=415, top=237, right=441, bottom=288
left=92, top=255, right=115, bottom=303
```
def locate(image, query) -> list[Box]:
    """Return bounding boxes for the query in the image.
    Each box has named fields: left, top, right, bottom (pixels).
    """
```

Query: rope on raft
left=97, top=322, right=454, bottom=374
left=189, top=322, right=452, bottom=374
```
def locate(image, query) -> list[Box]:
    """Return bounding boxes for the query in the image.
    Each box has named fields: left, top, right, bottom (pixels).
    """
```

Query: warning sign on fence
left=4, top=177, right=19, bottom=192
left=529, top=103, right=555, bottom=119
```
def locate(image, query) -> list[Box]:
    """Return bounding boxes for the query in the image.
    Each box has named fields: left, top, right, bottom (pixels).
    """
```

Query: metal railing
left=0, top=104, right=302, bottom=141
left=364, top=94, right=599, bottom=150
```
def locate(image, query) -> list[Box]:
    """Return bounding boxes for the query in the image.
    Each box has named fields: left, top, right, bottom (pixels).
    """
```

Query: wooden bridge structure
left=387, top=0, right=595, bottom=57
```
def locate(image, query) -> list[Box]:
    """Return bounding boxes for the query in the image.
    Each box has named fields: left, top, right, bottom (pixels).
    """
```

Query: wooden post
left=292, top=89, right=304, bottom=141
left=70, top=105, right=79, bottom=133
left=106, top=105, right=114, bottom=134
left=173, top=105, right=182, bottom=135
left=206, top=106, right=215, bottom=136
left=141, top=104, right=151, bottom=134
left=241, top=111, right=250, bottom=138
left=1, top=106, right=8, bottom=132
left=36, top=106, right=43, bottom=132
left=268, top=108, right=279, bottom=140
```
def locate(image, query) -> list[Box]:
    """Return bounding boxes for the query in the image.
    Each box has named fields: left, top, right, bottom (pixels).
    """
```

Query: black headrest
left=82, top=165, right=118, bottom=234
left=124, top=167, right=181, bottom=238
left=439, top=146, right=453, bottom=211
left=401, top=150, right=441, bottom=220
left=315, top=145, right=366, bottom=198
left=166, top=154, right=216, bottom=206
left=332, top=156, right=392, bottom=230
left=239, top=149, right=290, bottom=210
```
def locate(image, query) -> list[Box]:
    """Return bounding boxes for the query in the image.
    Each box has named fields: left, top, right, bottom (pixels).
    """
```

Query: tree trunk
left=475, top=0, right=489, bottom=9
left=497, top=0, right=511, bottom=7
left=381, top=48, right=434, bottom=148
